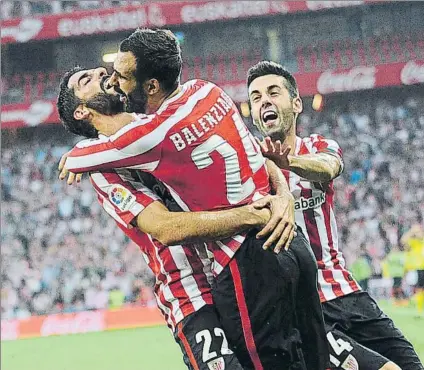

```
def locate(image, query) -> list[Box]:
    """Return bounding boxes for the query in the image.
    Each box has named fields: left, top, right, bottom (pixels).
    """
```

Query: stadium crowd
left=0, top=0, right=145, bottom=19
left=1, top=88, right=423, bottom=319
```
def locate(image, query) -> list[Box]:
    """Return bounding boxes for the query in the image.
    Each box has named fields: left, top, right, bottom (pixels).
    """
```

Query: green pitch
left=2, top=303, right=423, bottom=370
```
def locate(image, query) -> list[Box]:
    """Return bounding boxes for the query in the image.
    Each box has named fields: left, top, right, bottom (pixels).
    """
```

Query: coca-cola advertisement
left=1, top=306, right=163, bottom=341
left=40, top=311, right=105, bottom=337
left=0, top=0, right=379, bottom=44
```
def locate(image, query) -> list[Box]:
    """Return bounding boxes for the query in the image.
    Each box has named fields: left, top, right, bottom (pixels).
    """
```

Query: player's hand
left=58, top=151, right=83, bottom=185
left=253, top=192, right=296, bottom=253
left=256, top=137, right=291, bottom=170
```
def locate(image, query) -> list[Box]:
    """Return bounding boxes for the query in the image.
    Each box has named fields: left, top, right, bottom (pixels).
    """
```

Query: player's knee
left=380, top=361, right=402, bottom=370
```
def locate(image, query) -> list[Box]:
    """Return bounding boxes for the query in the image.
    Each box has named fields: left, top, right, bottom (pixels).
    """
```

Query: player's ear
left=293, top=96, right=303, bottom=114
left=145, top=78, right=160, bottom=96
left=73, top=105, right=91, bottom=121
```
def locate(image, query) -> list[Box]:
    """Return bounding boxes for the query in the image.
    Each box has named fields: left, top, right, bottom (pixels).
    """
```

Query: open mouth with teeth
left=262, top=110, right=279, bottom=127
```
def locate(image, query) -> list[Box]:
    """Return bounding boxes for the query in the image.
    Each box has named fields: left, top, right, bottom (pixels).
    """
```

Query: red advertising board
left=1, top=1, right=381, bottom=44
left=2, top=60, right=423, bottom=129
left=1, top=306, right=164, bottom=341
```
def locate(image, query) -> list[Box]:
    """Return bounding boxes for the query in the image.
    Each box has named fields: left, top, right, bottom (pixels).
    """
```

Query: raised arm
left=90, top=170, right=270, bottom=247
left=136, top=201, right=270, bottom=246
left=259, top=135, right=343, bottom=183
left=64, top=115, right=161, bottom=174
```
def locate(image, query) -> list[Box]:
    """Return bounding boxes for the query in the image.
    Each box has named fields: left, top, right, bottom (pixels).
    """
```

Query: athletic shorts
left=174, top=304, right=243, bottom=370
left=417, top=270, right=424, bottom=289
left=323, top=291, right=423, bottom=370
left=212, top=229, right=329, bottom=370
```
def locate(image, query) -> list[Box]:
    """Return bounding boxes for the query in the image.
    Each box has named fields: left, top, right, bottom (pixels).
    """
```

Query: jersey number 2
left=195, top=328, right=233, bottom=363
left=191, top=113, right=264, bottom=205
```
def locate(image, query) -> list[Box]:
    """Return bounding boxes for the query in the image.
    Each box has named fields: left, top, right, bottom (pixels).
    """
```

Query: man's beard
left=125, top=86, right=148, bottom=114
left=86, top=93, right=125, bottom=116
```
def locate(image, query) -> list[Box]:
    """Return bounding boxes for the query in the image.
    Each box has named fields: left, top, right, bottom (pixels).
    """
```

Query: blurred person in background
left=382, top=244, right=407, bottom=306
left=350, top=247, right=372, bottom=292
left=402, top=224, right=424, bottom=318
left=247, top=60, right=422, bottom=370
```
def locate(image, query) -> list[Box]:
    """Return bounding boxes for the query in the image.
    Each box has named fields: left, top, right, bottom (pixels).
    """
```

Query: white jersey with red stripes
left=89, top=169, right=214, bottom=331
left=66, top=79, right=270, bottom=275
left=284, top=134, right=361, bottom=302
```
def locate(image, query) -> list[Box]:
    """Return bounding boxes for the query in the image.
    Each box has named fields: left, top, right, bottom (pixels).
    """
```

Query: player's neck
left=94, top=112, right=135, bottom=137
left=278, top=125, right=297, bottom=155
left=147, top=85, right=181, bottom=114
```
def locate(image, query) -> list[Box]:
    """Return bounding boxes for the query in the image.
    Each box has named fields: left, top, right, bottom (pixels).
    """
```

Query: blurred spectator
left=0, top=0, right=146, bottom=19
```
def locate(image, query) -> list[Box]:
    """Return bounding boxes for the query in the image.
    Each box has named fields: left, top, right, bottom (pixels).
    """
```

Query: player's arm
left=136, top=201, right=270, bottom=246
left=258, top=136, right=343, bottom=183
left=61, top=116, right=161, bottom=176
left=90, top=170, right=270, bottom=246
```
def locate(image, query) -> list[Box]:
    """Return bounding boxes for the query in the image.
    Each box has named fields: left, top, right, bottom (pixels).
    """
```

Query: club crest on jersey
left=342, top=354, right=358, bottom=370
left=108, top=185, right=135, bottom=212
left=207, top=357, right=225, bottom=370
left=295, top=192, right=326, bottom=211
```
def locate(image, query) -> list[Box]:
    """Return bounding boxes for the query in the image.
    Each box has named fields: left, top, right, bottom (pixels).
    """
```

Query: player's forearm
left=288, top=153, right=341, bottom=182
left=266, top=159, right=290, bottom=195
left=139, top=206, right=269, bottom=246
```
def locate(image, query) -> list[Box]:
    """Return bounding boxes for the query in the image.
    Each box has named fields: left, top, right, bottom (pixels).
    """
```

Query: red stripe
left=229, top=259, right=263, bottom=370
left=177, top=323, right=200, bottom=370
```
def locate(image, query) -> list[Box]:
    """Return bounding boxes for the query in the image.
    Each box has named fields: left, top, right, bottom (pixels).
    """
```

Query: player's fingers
left=58, top=151, right=70, bottom=171
left=275, top=224, right=294, bottom=253
left=76, top=173, right=83, bottom=183
left=284, top=228, right=295, bottom=251
left=281, top=145, right=291, bottom=156
left=263, top=221, right=287, bottom=251
left=265, top=137, right=275, bottom=153
left=59, top=167, right=68, bottom=180
left=257, top=214, right=282, bottom=240
left=275, top=140, right=282, bottom=154
left=67, top=172, right=76, bottom=185
left=252, top=196, right=272, bottom=209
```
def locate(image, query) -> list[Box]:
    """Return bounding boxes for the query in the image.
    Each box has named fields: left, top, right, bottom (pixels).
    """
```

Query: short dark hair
left=119, top=28, right=182, bottom=93
left=247, top=61, right=299, bottom=99
left=57, top=66, right=99, bottom=139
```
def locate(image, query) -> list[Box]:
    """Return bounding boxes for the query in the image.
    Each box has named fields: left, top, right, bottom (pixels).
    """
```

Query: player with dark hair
left=247, top=60, right=423, bottom=370
left=58, top=28, right=329, bottom=370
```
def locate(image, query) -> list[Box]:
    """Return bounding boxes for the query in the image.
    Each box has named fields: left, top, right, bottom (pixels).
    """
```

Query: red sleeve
left=65, top=115, right=162, bottom=173
left=310, top=134, right=344, bottom=173
left=89, top=170, right=161, bottom=229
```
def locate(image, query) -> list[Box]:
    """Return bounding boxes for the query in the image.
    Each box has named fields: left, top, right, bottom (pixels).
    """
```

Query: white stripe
left=67, top=82, right=215, bottom=171
left=314, top=205, right=333, bottom=269
left=125, top=82, right=215, bottom=155
left=331, top=270, right=355, bottom=296
left=101, top=198, right=128, bottom=227
left=163, top=183, right=191, bottom=212
left=148, top=234, right=183, bottom=327
left=213, top=260, right=224, bottom=275
left=232, top=235, right=245, bottom=243
left=317, top=270, right=337, bottom=301
left=168, top=245, right=207, bottom=311
left=195, top=243, right=215, bottom=286
left=123, top=161, right=160, bottom=171
left=156, top=80, right=195, bottom=114
left=215, top=241, right=236, bottom=259
left=329, top=206, right=346, bottom=268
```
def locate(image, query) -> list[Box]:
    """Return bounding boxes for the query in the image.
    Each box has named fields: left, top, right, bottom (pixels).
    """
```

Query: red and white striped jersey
left=283, top=135, right=361, bottom=303
left=89, top=169, right=214, bottom=331
left=66, top=79, right=270, bottom=275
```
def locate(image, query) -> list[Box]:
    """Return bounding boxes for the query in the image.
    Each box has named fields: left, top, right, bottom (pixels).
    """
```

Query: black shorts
left=174, top=304, right=243, bottom=370
left=323, top=291, right=423, bottom=370
left=212, top=230, right=328, bottom=370
left=417, top=270, right=424, bottom=289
